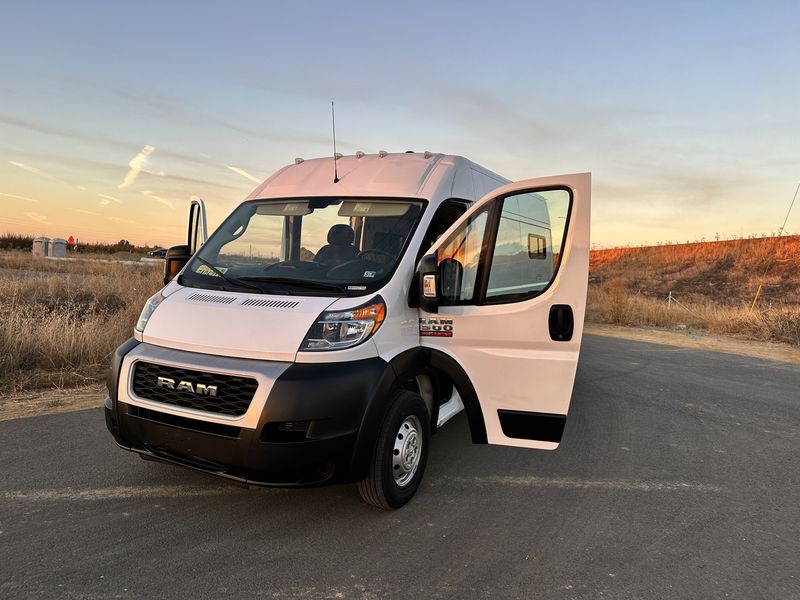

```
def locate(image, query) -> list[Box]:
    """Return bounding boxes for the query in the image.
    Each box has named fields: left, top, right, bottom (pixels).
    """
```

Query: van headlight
left=135, top=291, right=166, bottom=333
left=300, top=297, right=386, bottom=351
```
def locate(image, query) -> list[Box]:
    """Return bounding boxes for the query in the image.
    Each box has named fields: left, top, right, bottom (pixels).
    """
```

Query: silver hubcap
left=392, top=415, right=422, bottom=487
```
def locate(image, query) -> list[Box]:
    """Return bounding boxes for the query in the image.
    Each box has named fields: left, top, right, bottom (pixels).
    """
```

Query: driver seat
left=314, top=224, right=359, bottom=265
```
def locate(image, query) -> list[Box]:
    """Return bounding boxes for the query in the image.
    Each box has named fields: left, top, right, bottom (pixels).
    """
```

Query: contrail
left=118, top=145, right=164, bottom=190
left=226, top=165, right=261, bottom=183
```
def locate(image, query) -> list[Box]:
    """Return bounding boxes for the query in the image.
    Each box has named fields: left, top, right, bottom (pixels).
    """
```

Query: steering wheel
left=358, top=249, right=394, bottom=266
left=261, top=260, right=323, bottom=272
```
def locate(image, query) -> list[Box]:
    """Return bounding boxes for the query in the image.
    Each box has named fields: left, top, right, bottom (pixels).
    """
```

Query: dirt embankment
left=586, top=235, right=800, bottom=346
left=0, top=384, right=105, bottom=421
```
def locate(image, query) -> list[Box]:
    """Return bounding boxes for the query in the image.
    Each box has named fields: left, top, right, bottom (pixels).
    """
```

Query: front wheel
left=357, top=390, right=430, bottom=509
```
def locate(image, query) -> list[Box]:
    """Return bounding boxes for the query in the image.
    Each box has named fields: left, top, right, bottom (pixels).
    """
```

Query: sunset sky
left=1, top=1, right=798, bottom=248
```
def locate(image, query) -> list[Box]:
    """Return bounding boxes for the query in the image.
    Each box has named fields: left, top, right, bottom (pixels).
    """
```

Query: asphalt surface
left=1, top=335, right=798, bottom=599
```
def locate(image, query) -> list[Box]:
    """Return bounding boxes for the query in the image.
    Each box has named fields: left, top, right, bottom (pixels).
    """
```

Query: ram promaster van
left=104, top=152, right=591, bottom=508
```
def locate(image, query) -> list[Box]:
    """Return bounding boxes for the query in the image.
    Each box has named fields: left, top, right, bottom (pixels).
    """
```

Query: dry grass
left=587, top=235, right=800, bottom=346
left=0, top=251, right=151, bottom=274
left=1, top=234, right=798, bottom=397
left=0, top=251, right=162, bottom=395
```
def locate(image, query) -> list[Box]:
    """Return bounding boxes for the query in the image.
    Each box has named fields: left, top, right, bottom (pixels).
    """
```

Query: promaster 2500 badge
left=419, top=317, right=454, bottom=337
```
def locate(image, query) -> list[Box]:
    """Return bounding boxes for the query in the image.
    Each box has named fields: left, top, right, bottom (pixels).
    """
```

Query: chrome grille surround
left=120, top=343, right=291, bottom=430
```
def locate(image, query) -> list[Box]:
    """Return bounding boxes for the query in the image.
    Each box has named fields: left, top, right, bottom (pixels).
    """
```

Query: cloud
left=106, top=216, right=137, bottom=224
left=0, top=192, right=38, bottom=203
left=0, top=114, right=131, bottom=150
left=141, top=190, right=174, bottom=209
left=118, top=146, right=165, bottom=190
left=70, top=208, right=100, bottom=216
left=226, top=165, right=262, bottom=183
left=24, top=212, right=52, bottom=225
left=1, top=115, right=224, bottom=170
left=98, top=193, right=124, bottom=207
left=8, top=161, right=51, bottom=178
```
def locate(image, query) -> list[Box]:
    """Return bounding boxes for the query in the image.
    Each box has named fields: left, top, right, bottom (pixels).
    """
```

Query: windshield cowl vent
left=186, top=293, right=237, bottom=304
left=240, top=298, right=301, bottom=309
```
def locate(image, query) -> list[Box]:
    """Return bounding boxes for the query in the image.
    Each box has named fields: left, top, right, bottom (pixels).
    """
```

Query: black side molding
left=497, top=409, right=566, bottom=443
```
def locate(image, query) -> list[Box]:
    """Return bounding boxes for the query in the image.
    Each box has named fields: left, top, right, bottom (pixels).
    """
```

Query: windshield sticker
left=419, top=317, right=454, bottom=337
left=196, top=265, right=227, bottom=277
left=353, top=203, right=371, bottom=214
left=363, top=270, right=376, bottom=278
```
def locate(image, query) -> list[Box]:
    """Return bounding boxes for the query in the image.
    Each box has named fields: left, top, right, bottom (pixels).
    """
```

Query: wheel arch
left=348, top=347, right=488, bottom=482
left=390, top=347, right=487, bottom=445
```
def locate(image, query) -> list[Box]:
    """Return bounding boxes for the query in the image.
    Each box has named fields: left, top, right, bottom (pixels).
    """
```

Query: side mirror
left=439, top=258, right=463, bottom=301
left=418, top=253, right=439, bottom=314
left=164, top=244, right=191, bottom=285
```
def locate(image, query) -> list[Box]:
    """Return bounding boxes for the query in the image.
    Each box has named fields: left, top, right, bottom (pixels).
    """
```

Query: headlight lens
left=300, top=297, right=386, bottom=351
left=135, top=291, right=166, bottom=333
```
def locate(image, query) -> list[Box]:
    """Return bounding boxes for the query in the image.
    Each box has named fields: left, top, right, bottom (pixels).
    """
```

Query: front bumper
left=105, top=341, right=394, bottom=486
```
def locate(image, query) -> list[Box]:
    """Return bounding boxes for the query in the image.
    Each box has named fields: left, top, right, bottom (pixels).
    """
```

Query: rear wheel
left=357, top=390, right=430, bottom=509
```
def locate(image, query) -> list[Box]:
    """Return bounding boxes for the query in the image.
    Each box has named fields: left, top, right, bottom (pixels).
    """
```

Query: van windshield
left=181, top=198, right=425, bottom=296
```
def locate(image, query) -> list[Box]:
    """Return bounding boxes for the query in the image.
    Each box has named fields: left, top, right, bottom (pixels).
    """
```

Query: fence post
left=749, top=284, right=762, bottom=313
left=668, top=291, right=673, bottom=310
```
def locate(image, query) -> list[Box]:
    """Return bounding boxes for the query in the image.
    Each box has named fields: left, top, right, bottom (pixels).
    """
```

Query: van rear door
left=188, top=196, right=208, bottom=253
left=419, top=173, right=591, bottom=449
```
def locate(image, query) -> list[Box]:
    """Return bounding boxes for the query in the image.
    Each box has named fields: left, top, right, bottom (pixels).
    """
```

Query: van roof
left=244, top=152, right=510, bottom=202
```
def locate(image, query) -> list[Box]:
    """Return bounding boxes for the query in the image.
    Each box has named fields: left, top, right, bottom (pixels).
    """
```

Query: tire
left=357, top=390, right=430, bottom=509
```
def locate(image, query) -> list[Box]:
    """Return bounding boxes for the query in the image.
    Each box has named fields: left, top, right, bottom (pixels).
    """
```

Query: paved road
left=1, top=335, right=798, bottom=599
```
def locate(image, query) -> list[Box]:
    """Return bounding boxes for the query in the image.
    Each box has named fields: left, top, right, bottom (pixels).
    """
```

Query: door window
left=485, top=189, right=571, bottom=302
left=417, top=200, right=468, bottom=262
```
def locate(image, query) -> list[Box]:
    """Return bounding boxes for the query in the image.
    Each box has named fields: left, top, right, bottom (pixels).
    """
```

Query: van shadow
left=125, top=411, right=570, bottom=527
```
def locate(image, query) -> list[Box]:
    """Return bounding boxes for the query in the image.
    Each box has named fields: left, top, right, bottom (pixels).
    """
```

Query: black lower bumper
left=105, top=343, right=395, bottom=487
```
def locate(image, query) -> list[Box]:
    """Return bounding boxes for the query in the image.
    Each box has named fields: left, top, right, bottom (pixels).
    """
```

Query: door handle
left=548, top=305, right=574, bottom=342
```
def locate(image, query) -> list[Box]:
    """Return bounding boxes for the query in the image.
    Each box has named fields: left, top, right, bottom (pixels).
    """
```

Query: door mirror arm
left=417, top=254, right=439, bottom=314
left=164, top=244, right=191, bottom=285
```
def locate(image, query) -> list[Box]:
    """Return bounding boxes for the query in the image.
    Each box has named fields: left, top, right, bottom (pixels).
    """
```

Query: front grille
left=131, top=361, right=258, bottom=416
left=127, top=405, right=242, bottom=438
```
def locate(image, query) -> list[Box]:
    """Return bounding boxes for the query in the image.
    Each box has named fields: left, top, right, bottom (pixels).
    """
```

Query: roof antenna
left=331, top=100, right=340, bottom=183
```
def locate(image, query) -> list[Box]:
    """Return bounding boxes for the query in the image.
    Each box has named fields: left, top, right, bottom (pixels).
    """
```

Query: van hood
left=141, top=286, right=338, bottom=362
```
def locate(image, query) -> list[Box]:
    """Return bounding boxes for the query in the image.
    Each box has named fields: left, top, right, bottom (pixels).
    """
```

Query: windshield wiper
left=191, top=257, right=264, bottom=293
left=237, top=276, right=350, bottom=295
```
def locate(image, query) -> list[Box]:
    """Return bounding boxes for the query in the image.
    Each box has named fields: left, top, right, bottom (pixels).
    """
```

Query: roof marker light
left=378, top=150, right=388, bottom=158
left=424, top=151, right=433, bottom=159
left=294, top=158, right=304, bottom=164
left=334, top=152, right=343, bottom=160
left=355, top=151, right=365, bottom=159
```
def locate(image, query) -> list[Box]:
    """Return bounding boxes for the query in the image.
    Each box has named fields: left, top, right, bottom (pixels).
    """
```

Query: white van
left=104, top=152, right=591, bottom=508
